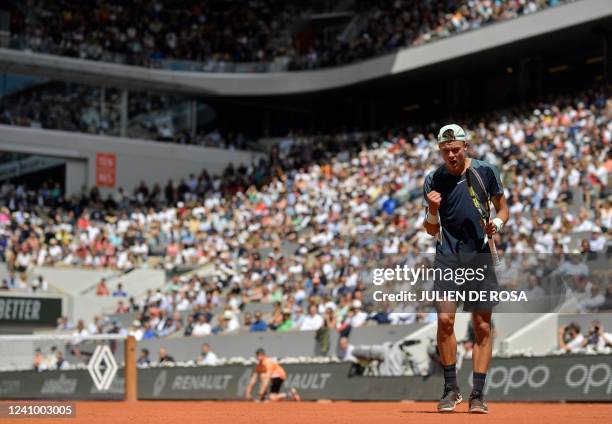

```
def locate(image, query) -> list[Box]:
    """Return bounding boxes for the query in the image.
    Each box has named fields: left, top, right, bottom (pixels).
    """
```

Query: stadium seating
left=4, top=0, right=568, bottom=71
left=0, top=91, right=608, bottom=376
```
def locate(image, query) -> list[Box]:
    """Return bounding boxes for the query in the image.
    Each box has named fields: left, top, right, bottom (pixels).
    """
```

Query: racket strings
left=466, top=169, right=490, bottom=222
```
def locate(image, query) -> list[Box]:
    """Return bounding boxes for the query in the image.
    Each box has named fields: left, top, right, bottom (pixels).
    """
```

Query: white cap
left=437, top=124, right=467, bottom=143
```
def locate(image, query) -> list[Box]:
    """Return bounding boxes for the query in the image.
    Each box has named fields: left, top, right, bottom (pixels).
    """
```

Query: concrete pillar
left=190, top=100, right=197, bottom=138
left=534, top=56, right=543, bottom=101
left=120, top=89, right=128, bottom=138
left=100, top=87, right=106, bottom=120
left=603, top=35, right=610, bottom=85
left=518, top=58, right=530, bottom=105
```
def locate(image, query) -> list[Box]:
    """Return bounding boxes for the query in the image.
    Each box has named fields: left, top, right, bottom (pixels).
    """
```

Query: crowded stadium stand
left=2, top=84, right=610, bottom=366
left=0, top=0, right=610, bottom=407
left=3, top=0, right=571, bottom=72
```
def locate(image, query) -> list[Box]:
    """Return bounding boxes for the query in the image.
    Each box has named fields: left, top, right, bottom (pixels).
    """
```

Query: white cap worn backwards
left=437, top=124, right=466, bottom=143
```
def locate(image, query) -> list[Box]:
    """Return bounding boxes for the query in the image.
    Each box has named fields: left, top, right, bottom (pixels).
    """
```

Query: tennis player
left=423, top=124, right=509, bottom=413
left=244, top=348, right=300, bottom=402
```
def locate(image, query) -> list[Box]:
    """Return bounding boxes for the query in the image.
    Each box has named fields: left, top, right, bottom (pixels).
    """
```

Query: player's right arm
left=245, top=372, right=258, bottom=400
left=423, top=173, right=441, bottom=236
left=424, top=191, right=441, bottom=235
left=258, top=372, right=271, bottom=401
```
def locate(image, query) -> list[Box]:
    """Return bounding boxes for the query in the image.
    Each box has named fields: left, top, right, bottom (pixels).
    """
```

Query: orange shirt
left=96, top=283, right=109, bottom=296
left=255, top=357, right=286, bottom=380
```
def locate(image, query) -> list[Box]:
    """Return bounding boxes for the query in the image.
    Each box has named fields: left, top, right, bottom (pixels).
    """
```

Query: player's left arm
left=486, top=194, right=509, bottom=236
left=485, top=164, right=509, bottom=236
left=245, top=372, right=258, bottom=400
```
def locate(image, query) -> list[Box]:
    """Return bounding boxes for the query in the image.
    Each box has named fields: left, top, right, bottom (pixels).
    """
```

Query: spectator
left=116, top=300, right=129, bottom=314
left=300, top=304, right=324, bottom=331
left=54, top=350, right=69, bottom=370
left=141, top=322, right=156, bottom=340
left=558, top=323, right=585, bottom=353
left=250, top=310, right=269, bottom=332
left=10, top=272, right=27, bottom=290
left=158, top=348, right=175, bottom=364
left=88, top=316, right=102, bottom=334
left=276, top=309, right=294, bottom=332
left=243, top=312, right=254, bottom=328
left=130, top=320, right=144, bottom=341
left=15, top=246, right=31, bottom=274
left=96, top=278, right=110, bottom=296
left=369, top=308, right=391, bottom=325
left=337, top=337, right=357, bottom=361
left=183, top=315, right=194, bottom=337
left=521, top=275, right=545, bottom=300
left=559, top=256, right=589, bottom=279
left=72, top=320, right=89, bottom=339
left=192, top=314, right=212, bottom=337
left=56, top=316, right=73, bottom=331
left=316, top=307, right=337, bottom=354
left=33, top=348, right=47, bottom=371
left=45, top=346, right=58, bottom=369
left=213, top=311, right=240, bottom=334
left=137, top=348, right=151, bottom=366
left=579, top=239, right=598, bottom=261
left=128, top=297, right=139, bottom=312
left=589, top=228, right=607, bottom=252
left=30, top=275, right=48, bottom=292
left=582, top=321, right=612, bottom=351
left=381, top=193, right=398, bottom=216
left=197, top=343, right=220, bottom=366
left=268, top=307, right=284, bottom=331
left=157, top=313, right=180, bottom=338
left=577, top=279, right=606, bottom=312
left=112, top=283, right=128, bottom=297
left=349, top=300, right=368, bottom=328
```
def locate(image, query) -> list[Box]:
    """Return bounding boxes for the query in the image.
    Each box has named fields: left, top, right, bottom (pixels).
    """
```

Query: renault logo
left=87, top=345, right=118, bottom=391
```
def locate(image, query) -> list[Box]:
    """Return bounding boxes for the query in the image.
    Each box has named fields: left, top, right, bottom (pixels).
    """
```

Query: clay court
left=4, top=401, right=612, bottom=424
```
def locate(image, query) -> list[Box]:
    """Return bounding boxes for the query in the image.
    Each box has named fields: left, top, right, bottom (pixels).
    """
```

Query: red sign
left=96, top=152, right=116, bottom=188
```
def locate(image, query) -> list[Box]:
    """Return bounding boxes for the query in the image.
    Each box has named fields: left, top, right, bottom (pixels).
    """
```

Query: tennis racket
left=465, top=166, right=501, bottom=267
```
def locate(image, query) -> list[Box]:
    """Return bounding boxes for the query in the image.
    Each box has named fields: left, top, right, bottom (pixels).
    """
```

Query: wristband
left=426, top=211, right=439, bottom=225
left=492, top=217, right=504, bottom=232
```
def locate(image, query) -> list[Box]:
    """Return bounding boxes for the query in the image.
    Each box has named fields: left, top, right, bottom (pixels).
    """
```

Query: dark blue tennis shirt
left=423, top=159, right=503, bottom=259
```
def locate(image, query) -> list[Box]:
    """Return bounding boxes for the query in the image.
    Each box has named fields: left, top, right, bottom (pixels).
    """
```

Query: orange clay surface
left=4, top=401, right=612, bottom=424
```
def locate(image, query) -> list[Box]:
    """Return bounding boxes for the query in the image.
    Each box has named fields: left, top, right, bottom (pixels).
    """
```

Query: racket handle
left=488, top=238, right=501, bottom=267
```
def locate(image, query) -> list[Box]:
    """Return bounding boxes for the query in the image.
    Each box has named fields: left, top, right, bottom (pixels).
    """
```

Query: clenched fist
left=484, top=220, right=496, bottom=237
left=426, top=190, right=442, bottom=215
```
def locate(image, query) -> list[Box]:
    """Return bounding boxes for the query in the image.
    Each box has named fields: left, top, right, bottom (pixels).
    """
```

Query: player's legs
left=268, top=378, right=285, bottom=401
left=471, top=310, right=493, bottom=373
left=268, top=378, right=300, bottom=401
left=268, top=387, right=300, bottom=401
left=436, top=301, right=458, bottom=366
left=469, top=310, right=492, bottom=414
left=436, top=301, right=462, bottom=412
